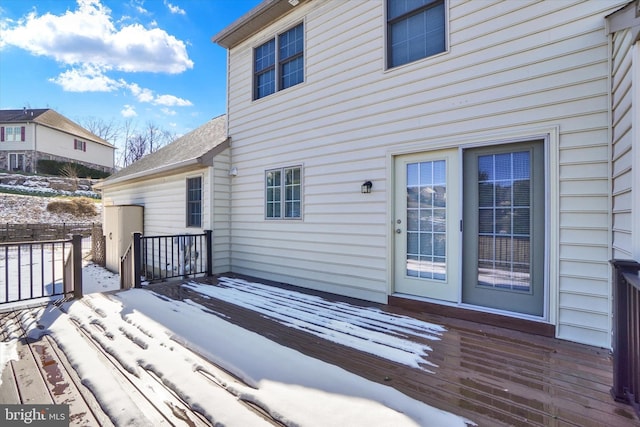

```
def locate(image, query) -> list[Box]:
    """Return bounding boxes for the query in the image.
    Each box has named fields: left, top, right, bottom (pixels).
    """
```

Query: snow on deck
left=1, top=273, right=471, bottom=427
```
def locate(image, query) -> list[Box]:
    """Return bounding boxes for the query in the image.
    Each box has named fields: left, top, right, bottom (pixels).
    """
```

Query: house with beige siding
left=95, top=115, right=232, bottom=274
left=100, top=1, right=638, bottom=350
left=207, top=0, right=640, bottom=349
left=0, top=108, right=115, bottom=173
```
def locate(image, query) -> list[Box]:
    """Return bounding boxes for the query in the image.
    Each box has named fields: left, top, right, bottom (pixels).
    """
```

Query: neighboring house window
left=0, top=126, right=25, bottom=142
left=266, top=166, right=302, bottom=219
left=186, top=176, right=202, bottom=227
left=74, top=139, right=87, bottom=151
left=387, top=0, right=446, bottom=68
left=254, top=23, right=304, bottom=100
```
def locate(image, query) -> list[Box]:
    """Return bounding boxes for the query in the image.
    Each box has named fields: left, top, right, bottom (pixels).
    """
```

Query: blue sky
left=0, top=0, right=261, bottom=142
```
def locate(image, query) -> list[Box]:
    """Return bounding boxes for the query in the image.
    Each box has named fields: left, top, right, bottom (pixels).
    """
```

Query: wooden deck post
left=133, top=232, right=142, bottom=288
left=205, top=230, right=213, bottom=277
left=72, top=234, right=83, bottom=299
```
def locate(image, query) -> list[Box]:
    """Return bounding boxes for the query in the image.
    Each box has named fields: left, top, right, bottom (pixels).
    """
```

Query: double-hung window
left=254, top=23, right=304, bottom=100
left=1, top=126, right=24, bottom=142
left=186, top=176, right=202, bottom=227
left=74, top=139, right=87, bottom=151
left=266, top=166, right=302, bottom=219
left=387, top=0, right=446, bottom=68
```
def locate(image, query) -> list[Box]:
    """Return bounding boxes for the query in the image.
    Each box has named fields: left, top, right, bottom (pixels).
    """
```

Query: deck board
left=151, top=276, right=639, bottom=427
left=1, top=276, right=639, bottom=426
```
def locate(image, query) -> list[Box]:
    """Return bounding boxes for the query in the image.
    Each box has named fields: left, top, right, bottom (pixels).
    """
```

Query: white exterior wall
left=101, top=158, right=231, bottom=274
left=35, top=125, right=114, bottom=169
left=611, top=28, right=636, bottom=261
left=226, top=0, right=628, bottom=347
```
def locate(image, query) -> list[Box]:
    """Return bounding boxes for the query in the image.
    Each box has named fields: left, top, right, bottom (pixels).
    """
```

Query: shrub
left=46, top=197, right=98, bottom=217
left=37, top=159, right=110, bottom=179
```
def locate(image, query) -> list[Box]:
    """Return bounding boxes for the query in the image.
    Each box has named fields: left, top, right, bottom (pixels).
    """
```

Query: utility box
left=104, top=205, right=143, bottom=274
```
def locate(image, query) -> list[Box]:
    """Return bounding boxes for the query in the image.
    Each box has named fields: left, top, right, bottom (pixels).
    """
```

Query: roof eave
left=95, top=158, right=203, bottom=189
left=212, top=0, right=309, bottom=49
left=95, top=137, right=230, bottom=190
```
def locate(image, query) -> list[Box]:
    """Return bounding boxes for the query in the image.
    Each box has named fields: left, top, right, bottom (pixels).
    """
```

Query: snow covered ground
left=0, top=193, right=102, bottom=224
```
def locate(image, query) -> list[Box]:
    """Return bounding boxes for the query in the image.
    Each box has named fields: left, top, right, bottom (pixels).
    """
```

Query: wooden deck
left=2, top=275, right=639, bottom=426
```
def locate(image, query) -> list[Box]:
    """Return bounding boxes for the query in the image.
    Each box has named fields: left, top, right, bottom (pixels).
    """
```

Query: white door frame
left=386, top=126, right=559, bottom=324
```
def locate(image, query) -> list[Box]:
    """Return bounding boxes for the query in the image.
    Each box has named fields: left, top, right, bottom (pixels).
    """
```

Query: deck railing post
left=205, top=230, right=212, bottom=277
left=72, top=234, right=83, bottom=299
left=611, top=260, right=630, bottom=403
left=610, top=259, right=640, bottom=419
left=133, top=232, right=142, bottom=288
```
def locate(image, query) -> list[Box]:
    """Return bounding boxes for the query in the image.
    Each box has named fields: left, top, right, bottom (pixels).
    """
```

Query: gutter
left=212, top=0, right=308, bottom=49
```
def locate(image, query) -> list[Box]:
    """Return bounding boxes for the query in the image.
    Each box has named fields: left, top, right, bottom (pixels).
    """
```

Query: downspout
left=633, top=41, right=640, bottom=262
left=606, top=29, right=614, bottom=351
left=225, top=47, right=234, bottom=272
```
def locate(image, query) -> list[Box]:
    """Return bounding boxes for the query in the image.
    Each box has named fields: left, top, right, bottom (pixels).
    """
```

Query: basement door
left=394, top=141, right=546, bottom=316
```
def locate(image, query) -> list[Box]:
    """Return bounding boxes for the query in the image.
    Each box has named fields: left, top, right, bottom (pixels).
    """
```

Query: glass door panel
left=462, top=141, right=545, bottom=316
left=394, top=149, right=459, bottom=302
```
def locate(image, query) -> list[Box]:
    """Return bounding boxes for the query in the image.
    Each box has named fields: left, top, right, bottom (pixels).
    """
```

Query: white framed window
left=186, top=176, right=202, bottom=228
left=254, top=23, right=304, bottom=100
left=387, top=0, right=446, bottom=68
left=266, top=166, right=302, bottom=219
left=1, top=126, right=24, bottom=142
left=74, top=139, right=87, bottom=151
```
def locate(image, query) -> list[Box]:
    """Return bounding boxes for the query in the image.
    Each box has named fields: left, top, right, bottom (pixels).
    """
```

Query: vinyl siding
left=611, top=28, right=635, bottom=260
left=226, top=0, right=628, bottom=347
left=101, top=159, right=231, bottom=274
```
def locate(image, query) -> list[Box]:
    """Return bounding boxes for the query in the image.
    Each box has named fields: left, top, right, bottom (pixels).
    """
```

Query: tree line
left=81, top=117, right=177, bottom=169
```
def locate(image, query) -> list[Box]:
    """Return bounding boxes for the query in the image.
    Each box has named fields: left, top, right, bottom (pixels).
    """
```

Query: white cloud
left=161, top=108, right=177, bottom=116
left=153, top=94, right=192, bottom=107
left=0, top=0, right=193, bottom=74
left=165, top=1, right=186, bottom=16
left=125, top=82, right=191, bottom=107
left=130, top=0, right=149, bottom=15
left=48, top=64, right=120, bottom=92
left=121, top=104, right=137, bottom=117
left=128, top=82, right=155, bottom=103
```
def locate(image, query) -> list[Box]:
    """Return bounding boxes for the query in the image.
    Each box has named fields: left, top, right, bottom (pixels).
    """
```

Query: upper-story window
left=387, top=0, right=446, bottom=68
left=0, top=126, right=25, bottom=142
left=254, top=23, right=304, bottom=100
left=74, top=139, right=87, bottom=151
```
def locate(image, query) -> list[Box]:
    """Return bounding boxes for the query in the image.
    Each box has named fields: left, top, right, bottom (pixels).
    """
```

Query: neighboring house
left=0, top=108, right=115, bottom=173
left=95, top=115, right=231, bottom=273
left=207, top=0, right=639, bottom=349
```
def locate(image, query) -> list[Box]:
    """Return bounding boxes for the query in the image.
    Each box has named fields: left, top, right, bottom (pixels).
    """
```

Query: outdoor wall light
left=361, top=181, right=373, bottom=194
left=229, top=167, right=238, bottom=176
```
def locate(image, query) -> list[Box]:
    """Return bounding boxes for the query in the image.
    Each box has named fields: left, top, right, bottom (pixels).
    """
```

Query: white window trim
left=264, top=165, right=303, bottom=220
left=252, top=20, right=306, bottom=101
left=186, top=175, right=204, bottom=228
left=383, top=0, right=451, bottom=72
